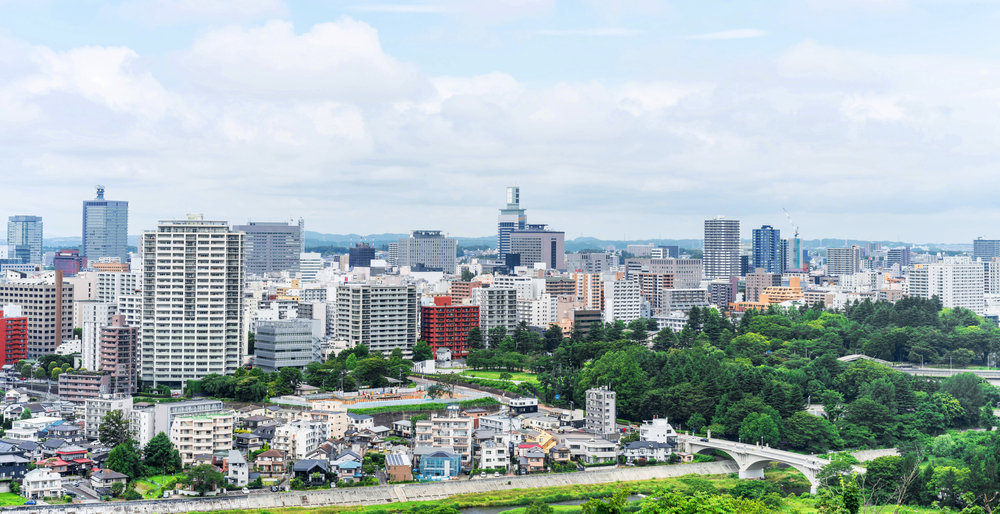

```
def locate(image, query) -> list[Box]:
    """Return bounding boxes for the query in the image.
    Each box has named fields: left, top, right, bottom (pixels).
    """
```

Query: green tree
left=106, top=440, right=143, bottom=479
left=143, top=432, right=183, bottom=475
left=467, top=326, right=484, bottom=351
left=19, top=409, right=31, bottom=420
left=583, top=487, right=631, bottom=514
left=50, top=367, right=62, bottom=381
left=543, top=324, right=563, bottom=352
left=940, top=373, right=988, bottom=426
left=345, top=353, right=358, bottom=371
left=412, top=341, right=434, bottom=362
left=33, top=367, right=46, bottom=380
left=19, top=363, right=32, bottom=379
left=233, top=376, right=268, bottom=402
left=525, top=500, right=555, bottom=514
left=738, top=412, right=780, bottom=446
left=110, top=482, right=125, bottom=497
left=99, top=409, right=132, bottom=447
left=183, top=464, right=227, bottom=495
left=783, top=411, right=842, bottom=453
left=278, top=367, right=302, bottom=389
left=487, top=326, right=507, bottom=348
left=461, top=269, right=475, bottom=281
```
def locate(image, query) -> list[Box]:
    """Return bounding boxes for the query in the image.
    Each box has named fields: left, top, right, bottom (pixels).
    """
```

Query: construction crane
left=781, top=208, right=798, bottom=238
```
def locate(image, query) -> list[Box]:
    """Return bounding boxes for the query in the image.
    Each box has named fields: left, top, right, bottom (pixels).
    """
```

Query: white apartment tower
left=827, top=246, right=863, bottom=277
left=585, top=386, right=617, bottom=438
left=703, top=217, right=740, bottom=279
left=471, top=286, right=518, bottom=338
left=602, top=274, right=642, bottom=323
left=334, top=282, right=418, bottom=356
left=908, top=257, right=985, bottom=314
left=140, top=216, right=245, bottom=387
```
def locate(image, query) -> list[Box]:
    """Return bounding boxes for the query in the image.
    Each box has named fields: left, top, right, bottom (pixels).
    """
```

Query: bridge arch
left=742, top=457, right=820, bottom=494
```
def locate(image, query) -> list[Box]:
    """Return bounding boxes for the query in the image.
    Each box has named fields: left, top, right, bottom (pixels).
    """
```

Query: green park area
left=460, top=370, right=540, bottom=384
left=0, top=493, right=26, bottom=506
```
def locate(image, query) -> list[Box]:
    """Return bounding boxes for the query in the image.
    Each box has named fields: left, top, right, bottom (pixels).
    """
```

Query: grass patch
left=0, top=493, right=26, bottom=506
left=134, top=473, right=183, bottom=498
left=461, top=371, right=540, bottom=384
left=347, top=397, right=498, bottom=415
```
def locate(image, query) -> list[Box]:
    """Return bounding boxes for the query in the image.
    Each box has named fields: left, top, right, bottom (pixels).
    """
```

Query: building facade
left=100, top=315, right=138, bottom=394
left=974, top=238, right=1000, bottom=262
left=420, top=296, right=479, bottom=359
left=752, top=225, right=782, bottom=273
left=82, top=186, right=129, bottom=264
left=334, top=282, right=418, bottom=356
left=348, top=242, right=376, bottom=269
left=497, top=186, right=527, bottom=264
left=508, top=226, right=565, bottom=270
left=0, top=278, right=73, bottom=357
left=470, top=286, right=518, bottom=339
left=908, top=258, right=985, bottom=314
left=0, top=309, right=27, bottom=367
left=827, top=246, right=863, bottom=277
left=585, top=387, right=617, bottom=439
left=254, top=318, right=315, bottom=372
left=140, top=216, right=245, bottom=387
left=703, top=217, right=740, bottom=279
left=7, top=215, right=43, bottom=265
left=170, top=410, right=235, bottom=467
left=396, top=230, right=457, bottom=273
left=233, top=220, right=303, bottom=277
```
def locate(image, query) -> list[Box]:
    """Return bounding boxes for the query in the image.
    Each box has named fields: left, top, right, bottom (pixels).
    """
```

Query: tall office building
left=509, top=225, right=565, bottom=270
left=827, top=246, right=862, bottom=276
left=908, top=257, right=985, bottom=314
left=651, top=246, right=680, bottom=259
left=7, top=215, right=43, bottom=265
left=396, top=230, right=457, bottom=273
left=140, top=215, right=245, bottom=387
left=886, top=247, right=911, bottom=269
left=82, top=186, right=129, bottom=263
left=973, top=238, right=1000, bottom=262
left=333, top=283, right=418, bottom=356
left=254, top=319, right=316, bottom=372
left=349, top=242, right=376, bottom=269
left=233, top=220, right=303, bottom=277
left=497, top=186, right=527, bottom=264
left=0, top=276, right=73, bottom=357
left=752, top=225, right=782, bottom=273
left=703, top=217, right=740, bottom=279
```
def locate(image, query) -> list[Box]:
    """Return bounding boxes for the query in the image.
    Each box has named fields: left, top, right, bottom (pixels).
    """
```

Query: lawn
left=0, top=492, right=26, bottom=506
left=134, top=473, right=183, bottom=498
left=461, top=371, right=540, bottom=384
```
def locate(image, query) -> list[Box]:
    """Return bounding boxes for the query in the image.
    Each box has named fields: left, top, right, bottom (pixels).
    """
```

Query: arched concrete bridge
left=678, top=434, right=825, bottom=493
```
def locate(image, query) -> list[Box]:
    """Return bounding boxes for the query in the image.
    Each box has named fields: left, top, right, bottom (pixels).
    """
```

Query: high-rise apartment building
left=0, top=309, right=27, bottom=367
left=0, top=276, right=73, bottom=357
left=566, top=253, right=615, bottom=274
left=348, top=242, right=376, bottom=269
left=886, top=247, right=911, bottom=269
left=101, top=315, right=138, bottom=394
left=648, top=258, right=703, bottom=289
left=78, top=301, right=115, bottom=371
left=827, top=246, right=862, bottom=277
left=420, top=296, right=479, bottom=359
left=497, top=186, right=527, bottom=264
left=7, top=215, right=43, bottom=265
left=602, top=275, right=642, bottom=323
left=704, top=217, right=740, bottom=279
left=396, top=230, right=457, bottom=273
left=508, top=225, right=565, bottom=270
left=585, top=386, right=617, bottom=438
left=974, top=238, right=1000, bottom=262
left=298, top=252, right=323, bottom=281
left=470, top=286, right=518, bottom=338
left=334, top=283, right=418, bottom=356
left=232, top=220, right=303, bottom=277
left=140, top=215, right=245, bottom=387
left=752, top=225, right=782, bottom=273
left=82, top=186, right=129, bottom=263
left=908, top=258, right=985, bottom=314
left=254, top=318, right=316, bottom=372
left=745, top=268, right=782, bottom=303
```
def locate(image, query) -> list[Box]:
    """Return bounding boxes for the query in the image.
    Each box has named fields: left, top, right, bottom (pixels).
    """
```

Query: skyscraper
left=973, top=238, right=1000, bottom=261
left=396, top=230, right=457, bottom=273
left=140, top=215, right=245, bottom=387
left=752, top=225, right=782, bottom=273
left=348, top=241, right=376, bottom=268
left=509, top=225, right=565, bottom=270
left=827, top=246, right=862, bottom=276
left=703, top=217, right=740, bottom=279
left=233, top=220, right=303, bottom=277
left=82, top=185, right=129, bottom=263
left=497, top=186, right=526, bottom=264
left=7, top=215, right=43, bottom=264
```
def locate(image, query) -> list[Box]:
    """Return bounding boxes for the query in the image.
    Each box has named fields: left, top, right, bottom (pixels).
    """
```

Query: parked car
left=241, top=488, right=249, bottom=494
left=23, top=500, right=35, bottom=505
left=270, top=486, right=279, bottom=492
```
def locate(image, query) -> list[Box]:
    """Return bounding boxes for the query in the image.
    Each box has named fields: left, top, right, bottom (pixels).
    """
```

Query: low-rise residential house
left=238, top=415, right=272, bottom=431
left=253, top=449, right=286, bottom=478
left=622, top=441, right=673, bottom=464
left=418, top=450, right=460, bottom=479
left=2, top=439, right=41, bottom=461
left=638, top=418, right=678, bottom=445
left=519, top=449, right=545, bottom=474
left=226, top=450, right=249, bottom=486
left=479, top=415, right=521, bottom=434
left=22, top=468, right=62, bottom=499
left=0, top=453, right=29, bottom=479
left=386, top=453, right=412, bottom=482
left=522, top=414, right=560, bottom=432
left=4, top=389, right=29, bottom=404
left=579, top=438, right=617, bottom=464
left=273, top=420, right=329, bottom=460
left=46, top=424, right=84, bottom=443
left=36, top=457, right=70, bottom=475
left=477, top=440, right=508, bottom=471
left=90, top=469, right=128, bottom=494
left=292, top=459, right=330, bottom=485
left=300, top=410, right=349, bottom=440
left=7, top=416, right=62, bottom=441
left=508, top=397, right=538, bottom=415
left=392, top=420, right=412, bottom=438
left=346, top=413, right=374, bottom=432
left=550, top=444, right=571, bottom=463
left=169, top=410, right=235, bottom=467
left=252, top=424, right=277, bottom=445
left=516, top=443, right=543, bottom=459
left=235, top=432, right=263, bottom=452
left=332, top=459, right=362, bottom=483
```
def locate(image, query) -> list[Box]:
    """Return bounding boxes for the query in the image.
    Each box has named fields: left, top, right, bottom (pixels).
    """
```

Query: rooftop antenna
left=95, top=185, right=105, bottom=200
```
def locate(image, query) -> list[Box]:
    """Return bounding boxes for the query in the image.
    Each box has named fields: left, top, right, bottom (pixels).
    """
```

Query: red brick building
left=420, top=296, right=478, bottom=359
left=0, top=310, right=27, bottom=367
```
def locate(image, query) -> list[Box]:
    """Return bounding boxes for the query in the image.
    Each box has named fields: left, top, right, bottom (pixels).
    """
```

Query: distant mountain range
left=11, top=234, right=972, bottom=253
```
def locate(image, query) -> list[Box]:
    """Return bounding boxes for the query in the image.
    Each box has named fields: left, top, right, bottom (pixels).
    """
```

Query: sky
left=1, top=0, right=1000, bottom=243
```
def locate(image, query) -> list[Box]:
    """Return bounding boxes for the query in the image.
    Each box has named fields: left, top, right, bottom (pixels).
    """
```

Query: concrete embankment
left=5, top=461, right=738, bottom=514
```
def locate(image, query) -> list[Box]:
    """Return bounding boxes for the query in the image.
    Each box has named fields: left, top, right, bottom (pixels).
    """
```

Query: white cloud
left=536, top=27, right=644, bottom=37
left=351, top=3, right=448, bottom=14
left=119, top=0, right=288, bottom=24
left=840, top=95, right=906, bottom=122
left=684, top=29, right=767, bottom=40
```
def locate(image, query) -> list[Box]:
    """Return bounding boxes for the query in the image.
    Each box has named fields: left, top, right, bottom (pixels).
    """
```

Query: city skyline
left=2, top=2, right=1000, bottom=242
